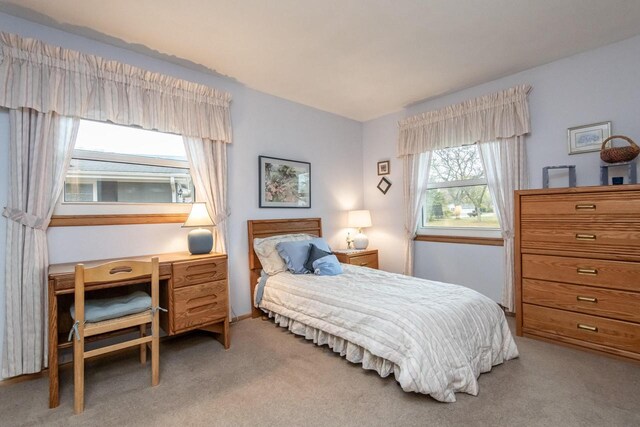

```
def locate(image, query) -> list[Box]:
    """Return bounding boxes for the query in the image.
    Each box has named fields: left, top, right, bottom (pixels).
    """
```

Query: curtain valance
left=397, top=85, right=531, bottom=157
left=0, top=32, right=232, bottom=142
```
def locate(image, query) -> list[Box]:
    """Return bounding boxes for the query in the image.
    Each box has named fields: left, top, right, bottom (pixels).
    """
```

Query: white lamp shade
left=183, top=203, right=214, bottom=228
left=348, top=210, right=372, bottom=228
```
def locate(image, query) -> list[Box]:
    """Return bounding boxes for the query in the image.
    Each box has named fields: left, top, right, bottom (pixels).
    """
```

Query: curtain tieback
left=2, top=207, right=49, bottom=230
left=502, top=231, right=514, bottom=240
left=211, top=212, right=229, bottom=226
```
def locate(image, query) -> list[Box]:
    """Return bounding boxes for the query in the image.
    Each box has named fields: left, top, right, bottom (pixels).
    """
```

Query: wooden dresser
left=515, top=185, right=640, bottom=362
left=333, top=249, right=379, bottom=269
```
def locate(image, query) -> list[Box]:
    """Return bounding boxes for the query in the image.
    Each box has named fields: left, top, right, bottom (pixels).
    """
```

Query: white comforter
left=259, top=264, right=518, bottom=402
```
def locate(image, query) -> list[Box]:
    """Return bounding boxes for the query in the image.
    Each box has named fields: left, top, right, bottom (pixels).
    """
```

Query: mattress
left=258, top=264, right=519, bottom=402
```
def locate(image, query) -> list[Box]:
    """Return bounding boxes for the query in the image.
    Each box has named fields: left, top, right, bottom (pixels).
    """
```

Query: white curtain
left=403, top=152, right=431, bottom=275
left=2, top=108, right=79, bottom=377
left=0, top=32, right=232, bottom=142
left=398, top=85, right=531, bottom=156
left=183, top=137, right=229, bottom=253
left=479, top=137, right=527, bottom=312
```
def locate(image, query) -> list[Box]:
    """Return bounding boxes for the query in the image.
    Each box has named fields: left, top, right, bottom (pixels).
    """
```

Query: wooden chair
left=71, top=257, right=161, bottom=414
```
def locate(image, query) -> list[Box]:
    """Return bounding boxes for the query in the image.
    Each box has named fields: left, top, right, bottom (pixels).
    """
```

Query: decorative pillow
left=277, top=238, right=332, bottom=274
left=304, top=243, right=332, bottom=272
left=253, top=233, right=315, bottom=275
left=313, top=255, right=343, bottom=276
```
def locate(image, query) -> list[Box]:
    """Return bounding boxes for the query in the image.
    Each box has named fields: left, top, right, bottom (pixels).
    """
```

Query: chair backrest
left=74, top=257, right=160, bottom=325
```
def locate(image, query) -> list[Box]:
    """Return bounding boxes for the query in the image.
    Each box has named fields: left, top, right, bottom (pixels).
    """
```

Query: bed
left=247, top=218, right=519, bottom=402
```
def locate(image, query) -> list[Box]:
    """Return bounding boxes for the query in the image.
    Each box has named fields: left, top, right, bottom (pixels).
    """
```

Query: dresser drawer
left=520, top=222, right=640, bottom=254
left=520, top=191, right=640, bottom=217
left=173, top=258, right=227, bottom=288
left=349, top=253, right=378, bottom=268
left=523, top=304, right=640, bottom=355
left=521, top=254, right=640, bottom=292
left=173, top=280, right=227, bottom=332
left=522, top=279, right=640, bottom=323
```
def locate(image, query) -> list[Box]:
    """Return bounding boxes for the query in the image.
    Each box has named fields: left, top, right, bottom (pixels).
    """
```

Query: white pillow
left=253, top=233, right=315, bottom=275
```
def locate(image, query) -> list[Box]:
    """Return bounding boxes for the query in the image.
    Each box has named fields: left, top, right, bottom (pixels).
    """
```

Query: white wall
left=0, top=12, right=363, bottom=373
left=363, top=34, right=640, bottom=302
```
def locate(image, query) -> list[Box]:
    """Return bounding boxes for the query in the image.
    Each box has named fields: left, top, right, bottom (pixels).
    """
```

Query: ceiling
left=2, top=0, right=640, bottom=121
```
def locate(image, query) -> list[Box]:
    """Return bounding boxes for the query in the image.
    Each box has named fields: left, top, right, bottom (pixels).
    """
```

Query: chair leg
left=139, top=324, right=147, bottom=364
left=73, top=337, right=84, bottom=414
left=151, top=320, right=159, bottom=386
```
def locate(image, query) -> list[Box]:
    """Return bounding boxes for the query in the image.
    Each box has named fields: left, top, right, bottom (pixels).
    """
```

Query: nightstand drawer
left=349, top=253, right=378, bottom=268
left=173, top=258, right=227, bottom=288
left=173, top=280, right=227, bottom=332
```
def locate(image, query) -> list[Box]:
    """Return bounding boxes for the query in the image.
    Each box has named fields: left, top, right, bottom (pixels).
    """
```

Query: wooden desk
left=47, top=251, right=228, bottom=408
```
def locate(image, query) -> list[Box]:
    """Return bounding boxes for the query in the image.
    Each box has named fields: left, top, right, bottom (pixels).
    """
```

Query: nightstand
left=333, top=249, right=378, bottom=269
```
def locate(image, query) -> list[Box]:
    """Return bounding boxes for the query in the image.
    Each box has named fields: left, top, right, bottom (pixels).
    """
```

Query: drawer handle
left=577, top=323, right=598, bottom=332
left=576, top=296, right=597, bottom=303
left=577, top=268, right=598, bottom=276
left=188, top=302, right=218, bottom=314
left=360, top=262, right=368, bottom=266
left=575, top=234, right=596, bottom=241
left=575, top=204, right=596, bottom=210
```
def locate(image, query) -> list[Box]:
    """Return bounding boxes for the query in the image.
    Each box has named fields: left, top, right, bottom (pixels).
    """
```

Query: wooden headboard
left=247, top=218, right=322, bottom=317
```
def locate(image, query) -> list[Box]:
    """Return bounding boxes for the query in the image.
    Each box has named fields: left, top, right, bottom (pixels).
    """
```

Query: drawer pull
left=577, top=323, right=598, bottom=332
left=575, top=234, right=596, bottom=241
left=576, top=296, right=597, bottom=303
left=575, top=204, right=596, bottom=210
left=577, top=268, right=598, bottom=276
left=360, top=262, right=368, bottom=266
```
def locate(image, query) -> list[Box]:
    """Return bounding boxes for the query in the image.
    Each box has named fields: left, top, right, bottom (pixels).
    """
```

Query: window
left=55, top=120, right=194, bottom=217
left=420, top=145, right=500, bottom=237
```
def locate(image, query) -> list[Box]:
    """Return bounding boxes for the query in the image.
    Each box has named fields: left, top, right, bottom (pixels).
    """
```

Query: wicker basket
left=600, top=135, right=640, bottom=164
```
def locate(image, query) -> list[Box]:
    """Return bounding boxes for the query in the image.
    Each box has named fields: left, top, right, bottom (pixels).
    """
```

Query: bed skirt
left=266, top=310, right=400, bottom=381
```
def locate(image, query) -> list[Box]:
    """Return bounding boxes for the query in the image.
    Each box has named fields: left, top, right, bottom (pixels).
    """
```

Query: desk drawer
left=174, top=280, right=227, bottom=332
left=173, top=258, right=227, bottom=288
left=520, top=191, right=640, bottom=217
left=349, top=253, right=378, bottom=268
left=521, top=254, right=640, bottom=292
left=522, top=279, right=640, bottom=323
left=523, top=304, right=640, bottom=355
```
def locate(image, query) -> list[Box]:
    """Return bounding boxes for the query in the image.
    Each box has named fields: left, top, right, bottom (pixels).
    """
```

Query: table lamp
left=183, top=202, right=214, bottom=254
left=347, top=210, right=372, bottom=250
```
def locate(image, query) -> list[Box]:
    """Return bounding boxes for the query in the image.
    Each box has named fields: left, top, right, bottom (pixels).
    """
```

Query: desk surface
left=49, top=251, right=227, bottom=277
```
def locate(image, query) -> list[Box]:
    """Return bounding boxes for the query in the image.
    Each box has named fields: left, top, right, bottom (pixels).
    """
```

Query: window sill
left=49, top=213, right=189, bottom=227
left=414, top=234, right=504, bottom=246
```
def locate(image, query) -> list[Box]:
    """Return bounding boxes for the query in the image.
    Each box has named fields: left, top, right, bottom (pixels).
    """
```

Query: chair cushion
left=71, top=291, right=152, bottom=323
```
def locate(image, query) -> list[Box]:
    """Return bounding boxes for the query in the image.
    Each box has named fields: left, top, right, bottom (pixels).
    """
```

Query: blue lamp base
left=188, top=228, right=213, bottom=254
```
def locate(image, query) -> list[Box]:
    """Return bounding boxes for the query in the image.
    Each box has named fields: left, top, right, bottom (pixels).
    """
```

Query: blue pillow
left=304, top=243, right=332, bottom=272
left=276, top=238, right=332, bottom=274
left=313, top=255, right=343, bottom=276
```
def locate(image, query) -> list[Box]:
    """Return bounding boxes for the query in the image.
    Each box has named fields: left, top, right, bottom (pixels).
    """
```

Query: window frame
left=51, top=121, right=194, bottom=225
left=417, top=145, right=502, bottom=240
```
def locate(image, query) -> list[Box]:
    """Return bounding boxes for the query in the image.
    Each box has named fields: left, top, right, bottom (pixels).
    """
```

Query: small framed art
left=259, top=156, right=311, bottom=208
left=568, top=121, right=611, bottom=155
left=377, top=160, right=390, bottom=175
left=377, top=177, right=391, bottom=194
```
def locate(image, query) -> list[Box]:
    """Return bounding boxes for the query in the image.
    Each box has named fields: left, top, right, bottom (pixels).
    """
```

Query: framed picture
left=377, top=160, right=390, bottom=175
left=377, top=177, right=391, bottom=194
left=259, top=156, right=311, bottom=208
left=568, top=121, right=611, bottom=155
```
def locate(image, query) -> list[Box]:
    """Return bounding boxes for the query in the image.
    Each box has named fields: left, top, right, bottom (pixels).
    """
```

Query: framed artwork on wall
left=259, top=156, right=311, bottom=208
left=567, top=121, right=611, bottom=155
left=377, top=177, right=391, bottom=194
left=377, top=160, right=390, bottom=175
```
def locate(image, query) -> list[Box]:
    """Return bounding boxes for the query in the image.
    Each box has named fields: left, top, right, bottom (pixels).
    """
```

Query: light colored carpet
left=1, top=317, right=639, bottom=427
